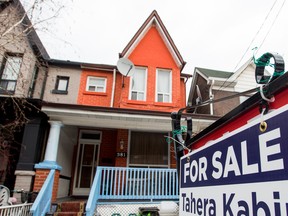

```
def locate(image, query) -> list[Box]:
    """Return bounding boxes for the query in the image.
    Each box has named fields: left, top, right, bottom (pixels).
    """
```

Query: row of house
left=0, top=0, right=258, bottom=202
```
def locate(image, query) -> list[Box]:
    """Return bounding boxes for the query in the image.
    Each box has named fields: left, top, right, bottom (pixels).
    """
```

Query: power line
left=180, top=87, right=259, bottom=114
left=217, top=0, right=284, bottom=92
left=233, top=0, right=279, bottom=71
left=256, top=0, right=287, bottom=53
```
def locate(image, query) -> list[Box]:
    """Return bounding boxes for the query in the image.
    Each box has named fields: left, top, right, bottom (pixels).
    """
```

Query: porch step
left=53, top=201, right=86, bottom=216
left=54, top=213, right=84, bottom=216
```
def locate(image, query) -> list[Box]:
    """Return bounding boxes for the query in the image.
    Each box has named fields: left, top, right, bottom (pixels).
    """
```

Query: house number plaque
left=116, top=152, right=127, bottom=158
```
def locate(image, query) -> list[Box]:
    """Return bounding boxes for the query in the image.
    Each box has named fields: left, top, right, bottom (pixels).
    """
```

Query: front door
left=73, top=130, right=101, bottom=195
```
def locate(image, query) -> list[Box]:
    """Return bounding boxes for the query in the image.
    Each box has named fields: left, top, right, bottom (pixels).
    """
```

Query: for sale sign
left=180, top=105, right=288, bottom=216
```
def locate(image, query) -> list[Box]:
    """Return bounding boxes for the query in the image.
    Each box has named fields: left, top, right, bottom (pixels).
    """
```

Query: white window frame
left=129, top=67, right=147, bottom=101
left=156, top=69, right=172, bottom=103
left=86, top=76, right=107, bottom=93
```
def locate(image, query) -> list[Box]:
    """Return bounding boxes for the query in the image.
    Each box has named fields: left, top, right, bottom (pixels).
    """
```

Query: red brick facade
left=76, top=27, right=186, bottom=112
left=33, top=169, right=60, bottom=202
left=115, top=129, right=129, bottom=167
left=98, top=129, right=117, bottom=167
left=77, top=70, right=114, bottom=106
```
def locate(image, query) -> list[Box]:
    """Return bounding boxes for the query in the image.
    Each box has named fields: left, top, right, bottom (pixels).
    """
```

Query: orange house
left=77, top=10, right=187, bottom=112
left=34, top=10, right=215, bottom=200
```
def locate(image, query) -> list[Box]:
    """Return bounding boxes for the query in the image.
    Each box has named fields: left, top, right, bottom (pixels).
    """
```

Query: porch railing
left=30, top=169, right=55, bottom=216
left=85, top=166, right=178, bottom=216
left=0, top=203, right=33, bottom=216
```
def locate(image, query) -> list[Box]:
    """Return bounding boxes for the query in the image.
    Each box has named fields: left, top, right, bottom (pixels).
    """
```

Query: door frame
left=72, top=130, right=101, bottom=196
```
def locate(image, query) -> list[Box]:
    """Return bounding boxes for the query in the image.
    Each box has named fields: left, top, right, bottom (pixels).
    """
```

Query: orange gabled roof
left=119, top=10, right=186, bottom=72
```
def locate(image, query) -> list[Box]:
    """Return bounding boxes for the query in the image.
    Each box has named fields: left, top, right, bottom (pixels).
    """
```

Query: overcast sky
left=37, top=0, right=288, bottom=78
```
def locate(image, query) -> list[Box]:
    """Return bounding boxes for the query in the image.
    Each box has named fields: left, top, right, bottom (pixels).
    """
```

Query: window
left=0, top=54, right=22, bottom=94
left=156, top=69, right=171, bottom=102
left=52, top=76, right=69, bottom=94
left=86, top=76, right=106, bottom=92
left=129, top=131, right=169, bottom=167
left=130, top=67, right=146, bottom=100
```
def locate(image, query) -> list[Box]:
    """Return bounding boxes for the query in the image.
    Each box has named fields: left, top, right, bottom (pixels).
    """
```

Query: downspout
left=209, top=79, right=214, bottom=115
left=110, top=68, right=116, bottom=107
left=40, top=63, right=48, bottom=100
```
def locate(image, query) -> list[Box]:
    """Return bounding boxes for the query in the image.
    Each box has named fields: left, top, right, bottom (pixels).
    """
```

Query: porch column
left=34, top=121, right=63, bottom=202
left=43, top=121, right=63, bottom=163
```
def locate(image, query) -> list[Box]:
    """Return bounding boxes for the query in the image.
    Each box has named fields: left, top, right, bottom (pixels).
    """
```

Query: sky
left=35, top=0, right=288, bottom=85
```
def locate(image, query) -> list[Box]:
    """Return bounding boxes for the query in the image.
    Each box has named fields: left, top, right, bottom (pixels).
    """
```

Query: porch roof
left=41, top=102, right=219, bottom=132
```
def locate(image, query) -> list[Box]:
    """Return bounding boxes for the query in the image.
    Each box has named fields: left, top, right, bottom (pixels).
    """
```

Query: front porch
left=36, top=105, right=215, bottom=198
left=29, top=166, right=179, bottom=215
left=9, top=104, right=217, bottom=215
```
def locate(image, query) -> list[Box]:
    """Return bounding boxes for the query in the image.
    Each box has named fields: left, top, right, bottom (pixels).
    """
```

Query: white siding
left=234, top=64, right=258, bottom=93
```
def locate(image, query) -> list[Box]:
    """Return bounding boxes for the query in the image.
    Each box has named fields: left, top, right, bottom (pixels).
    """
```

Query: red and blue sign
left=180, top=105, right=288, bottom=215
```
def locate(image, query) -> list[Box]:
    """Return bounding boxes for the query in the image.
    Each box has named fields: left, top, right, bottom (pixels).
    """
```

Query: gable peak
left=119, top=10, right=186, bottom=71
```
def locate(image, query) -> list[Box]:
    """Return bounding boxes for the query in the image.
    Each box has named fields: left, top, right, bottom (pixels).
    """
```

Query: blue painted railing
left=30, top=169, right=55, bottom=216
left=85, top=166, right=178, bottom=216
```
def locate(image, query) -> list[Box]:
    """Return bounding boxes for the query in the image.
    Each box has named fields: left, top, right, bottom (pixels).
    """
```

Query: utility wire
left=215, top=0, right=279, bottom=93
left=219, top=0, right=286, bottom=92
left=233, top=0, right=279, bottom=71
left=256, top=0, right=287, bottom=53
left=179, top=87, right=259, bottom=114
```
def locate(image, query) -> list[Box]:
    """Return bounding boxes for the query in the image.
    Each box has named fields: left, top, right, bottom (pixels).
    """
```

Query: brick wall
left=115, top=129, right=129, bottom=167
left=117, top=26, right=185, bottom=112
left=77, top=70, right=113, bottom=106
left=77, top=26, right=186, bottom=113
left=99, top=130, right=117, bottom=166
left=33, top=169, right=60, bottom=202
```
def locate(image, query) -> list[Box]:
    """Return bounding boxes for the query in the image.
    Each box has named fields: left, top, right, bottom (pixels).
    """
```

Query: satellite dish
left=117, top=58, right=135, bottom=77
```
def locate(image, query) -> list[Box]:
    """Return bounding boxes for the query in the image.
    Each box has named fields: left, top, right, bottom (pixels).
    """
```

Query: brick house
left=0, top=1, right=218, bottom=205
left=33, top=10, right=216, bottom=199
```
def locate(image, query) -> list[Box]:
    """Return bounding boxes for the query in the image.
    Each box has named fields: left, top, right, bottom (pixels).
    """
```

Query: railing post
left=85, top=167, right=103, bottom=216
